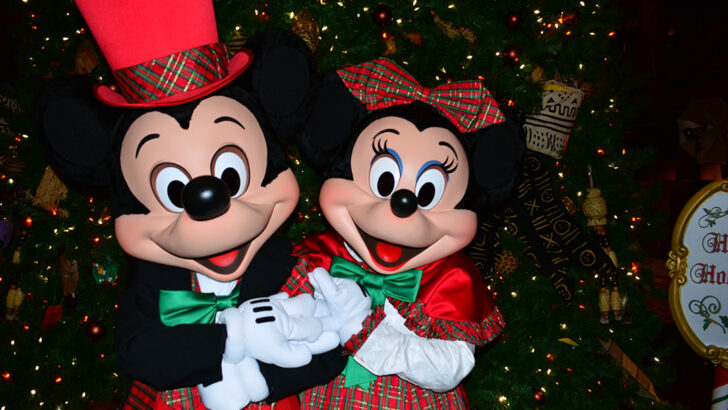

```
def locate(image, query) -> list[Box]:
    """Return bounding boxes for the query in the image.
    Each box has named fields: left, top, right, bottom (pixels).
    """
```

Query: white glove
left=220, top=308, right=247, bottom=364
left=197, top=359, right=251, bottom=410
left=237, top=292, right=337, bottom=367
left=308, top=267, right=372, bottom=344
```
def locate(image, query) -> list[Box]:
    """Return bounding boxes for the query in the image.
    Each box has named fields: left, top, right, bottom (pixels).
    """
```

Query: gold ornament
left=74, top=39, right=101, bottom=75
left=33, top=166, right=69, bottom=217
left=5, top=285, right=24, bottom=320
left=431, top=10, right=476, bottom=42
left=582, top=188, right=607, bottom=227
left=225, top=34, right=248, bottom=55
left=494, top=251, right=519, bottom=275
left=383, top=35, right=397, bottom=56
left=292, top=9, right=320, bottom=53
left=12, top=246, right=21, bottom=264
left=529, top=66, right=545, bottom=83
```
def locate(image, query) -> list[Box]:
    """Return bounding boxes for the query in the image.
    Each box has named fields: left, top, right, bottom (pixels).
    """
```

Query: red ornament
left=372, top=4, right=393, bottom=27
left=533, top=389, right=546, bottom=405
left=85, top=320, right=107, bottom=342
left=505, top=11, right=522, bottom=30
left=502, top=45, right=522, bottom=65
left=42, top=305, right=63, bottom=330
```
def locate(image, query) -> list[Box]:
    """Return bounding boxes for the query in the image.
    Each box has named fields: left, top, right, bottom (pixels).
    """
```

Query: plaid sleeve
left=393, top=299, right=505, bottom=347
left=342, top=305, right=386, bottom=355
left=280, top=256, right=315, bottom=296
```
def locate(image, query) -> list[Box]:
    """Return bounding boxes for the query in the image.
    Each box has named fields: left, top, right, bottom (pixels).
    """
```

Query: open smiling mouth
left=357, top=226, right=428, bottom=271
left=195, top=242, right=251, bottom=275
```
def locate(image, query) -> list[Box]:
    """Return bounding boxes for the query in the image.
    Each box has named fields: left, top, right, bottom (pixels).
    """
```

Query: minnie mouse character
left=284, top=58, right=525, bottom=409
left=35, top=1, right=345, bottom=409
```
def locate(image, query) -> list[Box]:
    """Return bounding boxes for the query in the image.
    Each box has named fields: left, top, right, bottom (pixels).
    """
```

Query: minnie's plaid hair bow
left=337, top=58, right=504, bottom=133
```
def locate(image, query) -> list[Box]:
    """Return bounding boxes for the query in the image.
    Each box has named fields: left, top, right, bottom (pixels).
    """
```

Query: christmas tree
left=0, top=0, right=677, bottom=408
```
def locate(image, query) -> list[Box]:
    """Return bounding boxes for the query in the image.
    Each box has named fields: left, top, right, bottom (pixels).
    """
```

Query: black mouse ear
left=469, top=117, right=526, bottom=210
left=297, top=70, right=366, bottom=172
left=237, top=29, right=318, bottom=139
left=34, top=76, right=116, bottom=186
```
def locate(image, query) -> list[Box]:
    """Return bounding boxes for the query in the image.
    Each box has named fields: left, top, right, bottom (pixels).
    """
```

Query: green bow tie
left=329, top=255, right=423, bottom=389
left=329, top=256, right=422, bottom=306
left=159, top=283, right=241, bottom=326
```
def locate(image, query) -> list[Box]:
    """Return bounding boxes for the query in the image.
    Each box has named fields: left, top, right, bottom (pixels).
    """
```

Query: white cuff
left=353, top=301, right=475, bottom=392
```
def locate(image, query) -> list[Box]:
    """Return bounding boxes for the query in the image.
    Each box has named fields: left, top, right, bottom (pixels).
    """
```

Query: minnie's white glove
left=309, top=267, right=372, bottom=344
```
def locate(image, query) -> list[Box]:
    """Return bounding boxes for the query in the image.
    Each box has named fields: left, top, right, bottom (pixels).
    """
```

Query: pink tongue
left=208, top=249, right=238, bottom=267
left=375, top=241, right=402, bottom=263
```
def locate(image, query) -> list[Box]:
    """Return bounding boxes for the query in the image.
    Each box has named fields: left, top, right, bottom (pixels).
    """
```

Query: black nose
left=390, top=189, right=418, bottom=218
left=182, top=176, right=231, bottom=221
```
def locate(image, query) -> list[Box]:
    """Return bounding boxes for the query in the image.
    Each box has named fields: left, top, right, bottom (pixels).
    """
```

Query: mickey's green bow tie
left=159, top=283, right=241, bottom=326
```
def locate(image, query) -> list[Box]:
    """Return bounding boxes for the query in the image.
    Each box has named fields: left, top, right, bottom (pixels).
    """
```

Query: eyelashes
left=441, top=156, right=457, bottom=174
left=372, top=138, right=389, bottom=156
left=372, top=137, right=458, bottom=174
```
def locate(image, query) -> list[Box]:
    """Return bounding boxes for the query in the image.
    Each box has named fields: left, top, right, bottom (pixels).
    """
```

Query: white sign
left=669, top=179, right=728, bottom=367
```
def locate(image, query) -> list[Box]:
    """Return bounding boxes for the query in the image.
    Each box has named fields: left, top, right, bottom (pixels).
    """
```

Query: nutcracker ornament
left=289, top=58, right=524, bottom=408
left=35, top=0, right=346, bottom=408
left=583, top=166, right=622, bottom=324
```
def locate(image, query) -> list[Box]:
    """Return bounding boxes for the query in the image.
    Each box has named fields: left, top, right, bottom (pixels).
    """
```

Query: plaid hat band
left=112, top=43, right=230, bottom=104
left=337, top=58, right=505, bottom=133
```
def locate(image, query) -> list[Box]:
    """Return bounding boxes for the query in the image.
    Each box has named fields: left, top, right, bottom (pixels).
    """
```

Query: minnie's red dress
left=282, top=230, right=504, bottom=410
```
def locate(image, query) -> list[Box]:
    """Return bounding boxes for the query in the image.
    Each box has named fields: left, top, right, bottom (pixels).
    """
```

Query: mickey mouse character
left=35, top=1, right=345, bottom=409
left=284, top=58, right=525, bottom=409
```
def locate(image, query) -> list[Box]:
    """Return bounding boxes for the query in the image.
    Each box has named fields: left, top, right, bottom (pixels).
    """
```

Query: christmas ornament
left=0, top=219, right=11, bottom=249
left=42, top=305, right=63, bottom=330
left=583, top=167, right=621, bottom=324
left=292, top=9, right=320, bottom=53
left=372, top=4, right=393, bottom=27
left=85, top=320, right=107, bottom=342
left=12, top=245, right=21, bottom=264
left=59, top=252, right=79, bottom=308
left=431, top=10, right=476, bottom=42
left=0, top=93, right=22, bottom=114
left=405, top=32, right=423, bottom=47
left=0, top=155, right=27, bottom=177
left=92, top=261, right=119, bottom=284
left=32, top=165, right=69, bottom=217
left=561, top=10, right=580, bottom=26
left=528, top=66, right=545, bottom=83
left=505, top=11, right=523, bottom=30
left=533, top=389, right=546, bottom=405
left=382, top=34, right=397, bottom=56
left=74, top=39, right=101, bottom=75
left=502, top=45, right=521, bottom=65
left=523, top=80, right=585, bottom=159
left=599, top=339, right=660, bottom=402
left=225, top=34, right=248, bottom=55
left=494, top=251, right=519, bottom=275
left=5, top=285, right=24, bottom=321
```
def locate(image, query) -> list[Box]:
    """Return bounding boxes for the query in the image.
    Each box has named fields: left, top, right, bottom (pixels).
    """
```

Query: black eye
left=212, top=145, right=249, bottom=198
left=415, top=167, right=446, bottom=209
left=369, top=155, right=400, bottom=198
left=151, top=164, right=190, bottom=212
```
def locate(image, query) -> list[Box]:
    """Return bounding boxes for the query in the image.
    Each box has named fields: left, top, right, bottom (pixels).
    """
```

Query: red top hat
left=74, top=0, right=252, bottom=107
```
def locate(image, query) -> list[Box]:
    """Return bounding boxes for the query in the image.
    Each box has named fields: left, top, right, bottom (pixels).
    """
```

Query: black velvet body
left=115, top=234, right=346, bottom=399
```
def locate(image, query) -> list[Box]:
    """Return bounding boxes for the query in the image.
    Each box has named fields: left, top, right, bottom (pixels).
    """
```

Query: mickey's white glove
left=197, top=356, right=269, bottom=410
left=309, top=267, right=372, bottom=344
left=237, top=293, right=338, bottom=367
